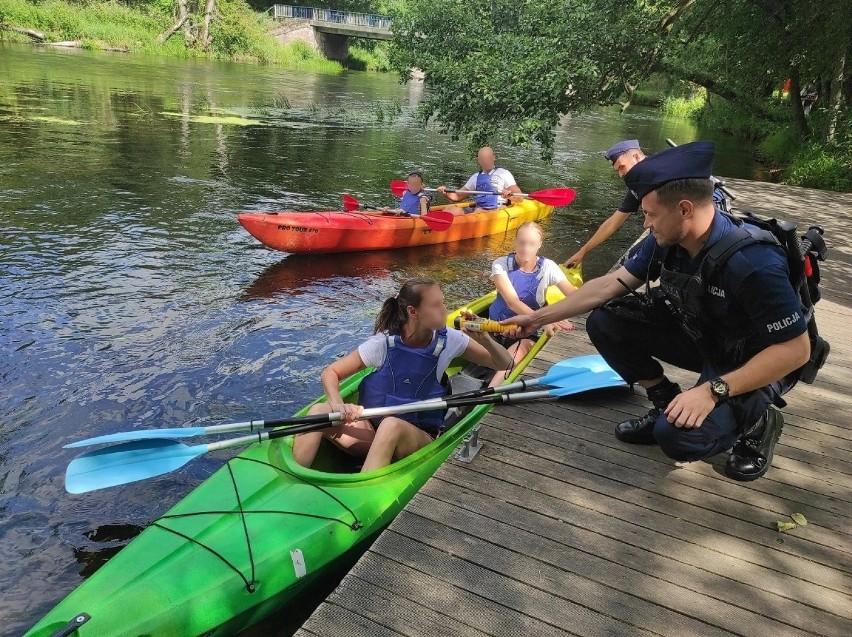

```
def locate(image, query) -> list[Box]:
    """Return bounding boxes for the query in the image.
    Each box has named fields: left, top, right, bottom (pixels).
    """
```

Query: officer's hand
left=330, top=402, right=364, bottom=424
left=501, top=314, right=536, bottom=339
left=664, top=384, right=715, bottom=429
left=564, top=250, right=585, bottom=268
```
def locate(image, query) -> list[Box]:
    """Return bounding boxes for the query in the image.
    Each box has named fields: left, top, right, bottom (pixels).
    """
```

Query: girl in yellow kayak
left=487, top=222, right=577, bottom=385
left=292, top=278, right=513, bottom=471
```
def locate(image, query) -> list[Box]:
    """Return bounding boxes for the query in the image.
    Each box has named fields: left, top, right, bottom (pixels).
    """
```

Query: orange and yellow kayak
left=238, top=199, right=554, bottom=254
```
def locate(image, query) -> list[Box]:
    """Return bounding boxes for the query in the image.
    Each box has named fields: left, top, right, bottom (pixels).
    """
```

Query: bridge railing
left=273, top=5, right=393, bottom=30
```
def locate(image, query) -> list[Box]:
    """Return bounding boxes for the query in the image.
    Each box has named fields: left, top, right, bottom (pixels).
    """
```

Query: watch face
left=712, top=379, right=728, bottom=396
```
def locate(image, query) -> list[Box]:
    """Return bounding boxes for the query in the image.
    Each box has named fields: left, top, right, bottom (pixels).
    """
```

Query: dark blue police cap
left=604, top=139, right=641, bottom=163
left=623, top=141, right=715, bottom=201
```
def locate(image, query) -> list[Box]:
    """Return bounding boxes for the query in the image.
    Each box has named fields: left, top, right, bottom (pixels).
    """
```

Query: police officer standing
left=565, top=139, right=645, bottom=267
left=506, top=141, right=811, bottom=481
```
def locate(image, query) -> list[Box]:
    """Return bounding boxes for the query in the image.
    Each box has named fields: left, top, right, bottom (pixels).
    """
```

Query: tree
left=390, top=0, right=850, bottom=157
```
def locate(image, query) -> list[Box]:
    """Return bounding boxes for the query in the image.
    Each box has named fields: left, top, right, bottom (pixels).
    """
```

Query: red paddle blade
left=390, top=180, right=408, bottom=197
left=421, top=210, right=454, bottom=232
left=528, top=187, right=576, bottom=207
left=342, top=194, right=360, bottom=211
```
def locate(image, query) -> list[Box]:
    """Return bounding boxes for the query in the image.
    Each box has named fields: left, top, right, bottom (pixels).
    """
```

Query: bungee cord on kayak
left=153, top=457, right=362, bottom=593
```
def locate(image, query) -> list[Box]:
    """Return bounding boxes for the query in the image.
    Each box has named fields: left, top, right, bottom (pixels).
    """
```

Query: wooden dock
left=295, top=181, right=852, bottom=637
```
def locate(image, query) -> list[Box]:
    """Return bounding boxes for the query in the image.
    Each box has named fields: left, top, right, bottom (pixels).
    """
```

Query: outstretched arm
left=565, top=210, right=631, bottom=266
left=504, top=266, right=642, bottom=336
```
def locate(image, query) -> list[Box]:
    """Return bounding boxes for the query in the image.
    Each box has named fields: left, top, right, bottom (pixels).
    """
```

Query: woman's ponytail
left=374, top=278, right=439, bottom=334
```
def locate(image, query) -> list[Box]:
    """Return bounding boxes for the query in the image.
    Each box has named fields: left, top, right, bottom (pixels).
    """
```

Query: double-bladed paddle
left=342, top=194, right=454, bottom=231
left=390, top=180, right=576, bottom=207
left=65, top=365, right=627, bottom=494
left=64, top=355, right=618, bottom=449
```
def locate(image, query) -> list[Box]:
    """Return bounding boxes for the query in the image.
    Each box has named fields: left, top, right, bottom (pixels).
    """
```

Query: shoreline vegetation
left=634, top=75, right=851, bottom=192
left=0, top=0, right=390, bottom=72
left=2, top=1, right=848, bottom=192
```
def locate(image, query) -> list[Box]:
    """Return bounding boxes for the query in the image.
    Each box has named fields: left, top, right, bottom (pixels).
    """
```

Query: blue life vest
left=358, top=328, right=448, bottom=430
left=400, top=189, right=425, bottom=216
left=488, top=254, right=545, bottom=322
left=475, top=169, right=500, bottom=209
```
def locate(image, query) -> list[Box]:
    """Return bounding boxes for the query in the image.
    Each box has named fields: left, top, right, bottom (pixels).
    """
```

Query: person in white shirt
left=487, top=222, right=576, bottom=385
left=292, top=278, right=513, bottom=472
left=436, top=146, right=521, bottom=215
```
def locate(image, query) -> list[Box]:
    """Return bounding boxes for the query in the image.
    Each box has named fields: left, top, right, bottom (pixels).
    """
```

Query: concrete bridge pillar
left=271, top=22, right=350, bottom=61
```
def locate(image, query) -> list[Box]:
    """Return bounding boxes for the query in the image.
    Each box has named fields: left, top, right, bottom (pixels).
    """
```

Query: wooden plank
left=508, top=402, right=852, bottom=518
left=420, top=480, right=852, bottom=635
left=477, top=426, right=852, bottom=575
left=408, top=491, right=851, bottom=636
left=295, top=602, right=406, bottom=637
left=372, top=529, right=703, bottom=637
left=442, top=451, right=852, bottom=595
left=347, top=555, right=576, bottom=637
left=432, top=464, right=852, bottom=608
left=482, top=415, right=852, bottom=557
left=518, top=398, right=852, bottom=498
left=331, top=577, right=495, bottom=637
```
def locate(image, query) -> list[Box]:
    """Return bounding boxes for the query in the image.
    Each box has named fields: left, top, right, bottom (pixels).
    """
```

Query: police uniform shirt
left=623, top=210, right=808, bottom=349
left=619, top=189, right=641, bottom=214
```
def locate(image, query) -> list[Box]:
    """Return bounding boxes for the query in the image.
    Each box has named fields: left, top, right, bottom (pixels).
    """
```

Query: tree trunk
left=788, top=66, right=810, bottom=137
left=0, top=23, right=46, bottom=41
left=157, top=0, right=190, bottom=44
left=824, top=46, right=846, bottom=142
left=199, top=0, right=216, bottom=50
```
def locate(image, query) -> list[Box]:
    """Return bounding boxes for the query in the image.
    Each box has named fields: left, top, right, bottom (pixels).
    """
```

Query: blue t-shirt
left=624, top=211, right=807, bottom=350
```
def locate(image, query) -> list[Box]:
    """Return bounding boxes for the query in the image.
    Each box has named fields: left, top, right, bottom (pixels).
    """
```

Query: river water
left=0, top=43, right=767, bottom=635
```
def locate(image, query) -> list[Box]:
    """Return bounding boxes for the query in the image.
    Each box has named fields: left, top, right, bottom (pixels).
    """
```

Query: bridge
left=271, top=5, right=393, bottom=61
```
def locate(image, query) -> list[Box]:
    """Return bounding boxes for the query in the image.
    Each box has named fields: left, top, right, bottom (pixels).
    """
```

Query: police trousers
left=586, top=297, right=794, bottom=462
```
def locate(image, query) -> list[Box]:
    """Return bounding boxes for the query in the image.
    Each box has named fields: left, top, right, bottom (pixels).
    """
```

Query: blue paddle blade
left=65, top=439, right=207, bottom=494
left=64, top=427, right=208, bottom=449
left=537, top=354, right=616, bottom=387
left=545, top=356, right=627, bottom=397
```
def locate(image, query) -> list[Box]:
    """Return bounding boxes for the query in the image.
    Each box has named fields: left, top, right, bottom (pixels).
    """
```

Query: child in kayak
left=292, top=278, right=513, bottom=472
left=487, top=222, right=576, bottom=385
left=383, top=171, right=430, bottom=217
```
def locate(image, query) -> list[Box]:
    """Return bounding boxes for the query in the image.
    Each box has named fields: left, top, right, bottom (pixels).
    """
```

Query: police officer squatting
left=505, top=141, right=830, bottom=482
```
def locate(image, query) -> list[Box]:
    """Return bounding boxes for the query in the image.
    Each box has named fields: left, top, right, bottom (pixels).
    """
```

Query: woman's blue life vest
left=400, top=189, right=427, bottom=216
left=488, top=254, right=545, bottom=322
left=475, top=169, right=500, bottom=209
left=358, top=328, right=449, bottom=430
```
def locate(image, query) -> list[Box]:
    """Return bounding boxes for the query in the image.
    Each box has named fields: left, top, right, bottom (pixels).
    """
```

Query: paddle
left=64, top=354, right=620, bottom=449
left=66, top=374, right=627, bottom=494
left=390, top=180, right=576, bottom=207
left=342, top=194, right=454, bottom=232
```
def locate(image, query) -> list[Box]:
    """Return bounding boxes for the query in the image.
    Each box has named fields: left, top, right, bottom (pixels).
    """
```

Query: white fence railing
left=273, top=5, right=393, bottom=31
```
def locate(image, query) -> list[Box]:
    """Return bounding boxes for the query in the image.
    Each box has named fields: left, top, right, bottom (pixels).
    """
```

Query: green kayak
left=25, top=272, right=580, bottom=637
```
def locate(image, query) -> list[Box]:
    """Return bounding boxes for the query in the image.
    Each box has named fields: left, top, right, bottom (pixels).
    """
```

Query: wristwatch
left=709, top=377, right=730, bottom=403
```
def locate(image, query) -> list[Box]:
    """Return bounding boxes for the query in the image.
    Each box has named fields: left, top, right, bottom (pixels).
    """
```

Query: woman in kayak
left=383, top=171, right=430, bottom=217
left=292, top=278, right=513, bottom=471
left=487, top=222, right=576, bottom=385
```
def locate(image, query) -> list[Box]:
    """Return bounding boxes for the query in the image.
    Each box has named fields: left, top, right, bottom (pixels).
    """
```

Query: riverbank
left=650, top=83, right=851, bottom=193
left=0, top=0, right=345, bottom=70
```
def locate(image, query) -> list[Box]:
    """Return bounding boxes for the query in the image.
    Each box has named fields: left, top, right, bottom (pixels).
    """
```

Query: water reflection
left=0, top=42, right=767, bottom=636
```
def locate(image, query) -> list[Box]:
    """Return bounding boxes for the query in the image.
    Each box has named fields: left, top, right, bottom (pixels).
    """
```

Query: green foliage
left=390, top=0, right=678, bottom=159
left=0, top=0, right=343, bottom=70
left=661, top=90, right=706, bottom=118
left=758, top=127, right=802, bottom=166
left=787, top=142, right=852, bottom=192
left=693, top=95, right=781, bottom=141
left=346, top=41, right=391, bottom=72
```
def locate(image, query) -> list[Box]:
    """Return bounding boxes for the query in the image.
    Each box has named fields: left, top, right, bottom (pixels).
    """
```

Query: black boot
left=615, top=379, right=681, bottom=445
left=725, top=407, right=784, bottom=481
